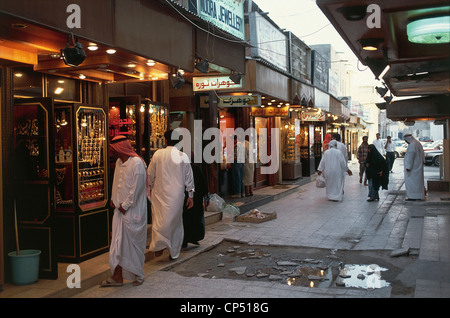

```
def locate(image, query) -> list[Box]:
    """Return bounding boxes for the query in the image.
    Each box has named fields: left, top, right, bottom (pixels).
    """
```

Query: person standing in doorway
left=385, top=136, right=396, bottom=173
left=244, top=136, right=255, bottom=197
left=403, top=134, right=425, bottom=201
left=231, top=135, right=245, bottom=198
left=357, top=136, right=369, bottom=185
left=101, top=135, right=148, bottom=287
left=147, top=130, right=195, bottom=260
left=373, top=133, right=385, bottom=157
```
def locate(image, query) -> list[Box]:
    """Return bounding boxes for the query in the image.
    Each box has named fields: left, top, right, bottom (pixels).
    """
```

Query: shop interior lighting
left=106, top=49, right=116, bottom=54
left=195, top=58, right=209, bottom=73
left=147, top=60, right=156, bottom=66
left=407, top=15, right=450, bottom=44
left=358, top=38, right=384, bottom=51
left=87, top=43, right=98, bottom=51
left=60, top=34, right=86, bottom=67
left=54, top=87, right=64, bottom=95
left=229, top=72, right=242, bottom=84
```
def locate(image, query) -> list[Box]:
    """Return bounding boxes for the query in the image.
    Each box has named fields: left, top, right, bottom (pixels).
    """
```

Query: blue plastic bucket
left=8, top=250, right=41, bottom=285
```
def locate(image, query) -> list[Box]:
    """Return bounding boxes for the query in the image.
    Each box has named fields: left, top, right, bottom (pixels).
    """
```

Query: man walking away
left=147, top=130, right=194, bottom=260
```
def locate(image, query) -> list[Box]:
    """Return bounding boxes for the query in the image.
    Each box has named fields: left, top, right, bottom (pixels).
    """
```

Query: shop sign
left=193, top=76, right=244, bottom=91
left=189, top=0, right=245, bottom=40
left=200, top=95, right=261, bottom=108
left=300, top=110, right=326, bottom=122
left=251, top=106, right=289, bottom=117
left=249, top=11, right=288, bottom=72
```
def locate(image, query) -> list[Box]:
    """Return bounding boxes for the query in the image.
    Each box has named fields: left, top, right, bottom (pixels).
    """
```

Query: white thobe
left=404, top=137, right=425, bottom=200
left=318, top=147, right=349, bottom=201
left=147, top=146, right=194, bottom=259
left=110, top=156, right=148, bottom=280
left=373, top=139, right=385, bottom=156
left=336, top=141, right=348, bottom=162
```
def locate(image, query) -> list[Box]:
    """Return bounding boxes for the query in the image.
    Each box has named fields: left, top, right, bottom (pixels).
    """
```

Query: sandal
left=99, top=277, right=123, bottom=287
left=132, top=276, right=144, bottom=286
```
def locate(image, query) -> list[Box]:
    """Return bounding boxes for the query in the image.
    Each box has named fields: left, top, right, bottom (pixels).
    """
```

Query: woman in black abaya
left=365, top=144, right=389, bottom=201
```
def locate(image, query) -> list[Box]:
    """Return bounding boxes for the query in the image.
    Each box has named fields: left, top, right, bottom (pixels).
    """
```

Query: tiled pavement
left=1, top=158, right=449, bottom=299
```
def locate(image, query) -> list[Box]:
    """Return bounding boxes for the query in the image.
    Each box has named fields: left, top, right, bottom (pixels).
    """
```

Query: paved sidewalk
left=1, top=159, right=449, bottom=300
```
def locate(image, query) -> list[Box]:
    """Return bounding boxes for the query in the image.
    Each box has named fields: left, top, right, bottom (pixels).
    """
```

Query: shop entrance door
left=13, top=98, right=58, bottom=279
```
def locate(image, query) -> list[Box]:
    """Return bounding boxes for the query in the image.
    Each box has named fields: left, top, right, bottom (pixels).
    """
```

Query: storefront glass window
left=13, top=67, right=43, bottom=98
left=46, top=75, right=80, bottom=102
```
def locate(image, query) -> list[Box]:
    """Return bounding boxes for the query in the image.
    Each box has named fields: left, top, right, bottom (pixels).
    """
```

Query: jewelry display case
left=54, top=104, right=109, bottom=263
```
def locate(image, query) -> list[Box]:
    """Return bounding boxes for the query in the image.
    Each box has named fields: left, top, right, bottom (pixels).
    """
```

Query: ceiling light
left=14, top=73, right=23, bottom=78
left=147, top=60, right=155, bottom=66
left=88, top=43, right=98, bottom=51
left=60, top=34, right=86, bottom=67
left=54, top=87, right=64, bottom=95
left=170, top=71, right=185, bottom=89
left=407, top=15, right=450, bottom=44
left=128, top=63, right=136, bottom=68
left=229, top=72, right=242, bottom=84
left=79, top=74, right=86, bottom=79
left=106, top=49, right=116, bottom=54
left=195, top=58, right=209, bottom=73
left=337, top=6, right=367, bottom=21
left=358, top=38, right=383, bottom=51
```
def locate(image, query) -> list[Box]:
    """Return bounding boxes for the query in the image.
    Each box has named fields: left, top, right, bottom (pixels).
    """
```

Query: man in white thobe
left=101, top=135, right=147, bottom=287
left=147, top=130, right=194, bottom=260
left=332, top=133, right=348, bottom=162
left=403, top=134, right=425, bottom=200
left=373, top=133, right=385, bottom=156
left=318, top=140, right=353, bottom=201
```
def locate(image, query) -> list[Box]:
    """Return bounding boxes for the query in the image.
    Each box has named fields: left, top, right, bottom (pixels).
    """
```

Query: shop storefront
left=0, top=0, right=220, bottom=284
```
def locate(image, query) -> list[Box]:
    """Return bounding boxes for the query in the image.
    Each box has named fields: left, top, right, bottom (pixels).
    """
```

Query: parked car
left=423, top=140, right=443, bottom=166
left=419, top=137, right=433, bottom=142
left=396, top=143, right=408, bottom=158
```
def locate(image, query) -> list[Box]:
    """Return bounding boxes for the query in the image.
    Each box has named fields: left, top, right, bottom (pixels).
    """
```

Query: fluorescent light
left=407, top=16, right=450, bottom=44
left=379, top=65, right=390, bottom=79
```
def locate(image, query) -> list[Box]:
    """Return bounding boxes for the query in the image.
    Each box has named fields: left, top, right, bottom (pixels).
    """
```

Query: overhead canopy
left=316, top=0, right=450, bottom=120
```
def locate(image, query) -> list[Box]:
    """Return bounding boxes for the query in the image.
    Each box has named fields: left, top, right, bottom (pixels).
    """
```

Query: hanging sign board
left=251, top=106, right=290, bottom=117
left=300, top=110, right=326, bottom=122
left=193, top=76, right=244, bottom=92
left=200, top=95, right=261, bottom=108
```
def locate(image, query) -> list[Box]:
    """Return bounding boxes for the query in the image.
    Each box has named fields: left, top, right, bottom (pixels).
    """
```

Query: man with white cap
left=403, top=134, right=425, bottom=200
left=100, top=135, right=148, bottom=287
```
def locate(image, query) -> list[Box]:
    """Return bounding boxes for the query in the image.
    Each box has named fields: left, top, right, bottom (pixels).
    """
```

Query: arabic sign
left=251, top=106, right=290, bottom=117
left=300, top=111, right=326, bottom=122
left=193, top=76, right=244, bottom=91
left=190, top=0, right=245, bottom=40
left=200, top=95, right=261, bottom=108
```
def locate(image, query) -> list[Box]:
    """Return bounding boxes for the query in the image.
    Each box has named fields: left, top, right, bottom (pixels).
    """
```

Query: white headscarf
left=328, top=140, right=338, bottom=148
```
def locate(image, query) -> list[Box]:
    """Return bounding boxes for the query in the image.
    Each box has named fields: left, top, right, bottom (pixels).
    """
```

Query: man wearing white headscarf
left=101, top=135, right=148, bottom=287
left=147, top=130, right=194, bottom=260
left=317, top=140, right=353, bottom=201
left=403, top=134, right=425, bottom=200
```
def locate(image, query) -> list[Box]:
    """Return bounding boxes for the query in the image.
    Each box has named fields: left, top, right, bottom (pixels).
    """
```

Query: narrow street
left=73, top=158, right=449, bottom=300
